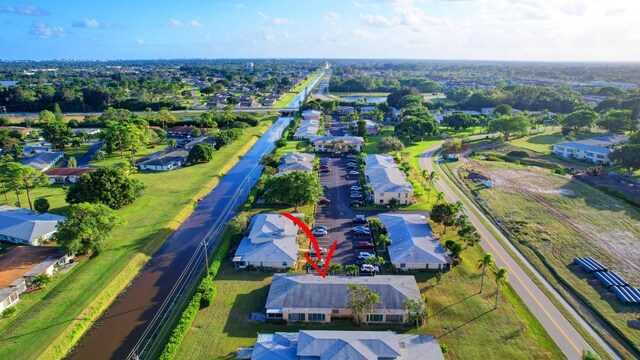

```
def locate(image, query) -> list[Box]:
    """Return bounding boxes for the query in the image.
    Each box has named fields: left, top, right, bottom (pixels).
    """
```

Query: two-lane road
left=419, top=142, right=618, bottom=360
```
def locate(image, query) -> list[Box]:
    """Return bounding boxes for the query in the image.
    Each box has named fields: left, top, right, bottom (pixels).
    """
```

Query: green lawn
left=0, top=119, right=277, bottom=359
left=174, top=222, right=562, bottom=360
left=273, top=93, right=297, bottom=108
left=448, top=159, right=640, bottom=357
left=291, top=70, right=322, bottom=93
left=510, top=129, right=599, bottom=155
left=63, top=143, right=94, bottom=160
left=92, top=143, right=169, bottom=167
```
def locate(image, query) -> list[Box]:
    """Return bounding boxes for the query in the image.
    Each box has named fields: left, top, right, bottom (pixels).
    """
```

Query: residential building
left=388, top=107, right=402, bottom=120
left=351, top=119, right=379, bottom=135
left=277, top=152, right=314, bottom=174
left=301, top=109, right=322, bottom=121
left=22, top=145, right=52, bottom=156
left=264, top=274, right=422, bottom=324
left=360, top=106, right=377, bottom=114
left=310, top=136, right=364, bottom=153
left=293, top=119, right=319, bottom=140
left=0, top=126, right=33, bottom=136
left=364, top=154, right=414, bottom=205
left=250, top=330, right=444, bottom=360
left=0, top=206, right=66, bottom=245
left=0, top=246, right=74, bottom=311
left=378, top=213, right=450, bottom=271
left=232, top=213, right=300, bottom=269
left=72, top=128, right=101, bottom=136
left=552, top=134, right=629, bottom=164
left=19, top=151, right=63, bottom=171
left=481, top=107, right=496, bottom=117
left=335, top=106, right=355, bottom=116
left=137, top=149, right=189, bottom=171
left=44, top=167, right=93, bottom=184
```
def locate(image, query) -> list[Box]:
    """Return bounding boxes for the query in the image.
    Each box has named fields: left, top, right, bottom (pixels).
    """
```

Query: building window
left=397, top=193, right=401, bottom=198
left=308, top=313, right=326, bottom=322
left=332, top=309, right=340, bottom=314
left=282, top=262, right=288, bottom=267
left=366, top=314, right=383, bottom=322
left=386, top=315, right=403, bottom=323
left=400, top=263, right=406, bottom=268
left=267, top=313, right=283, bottom=319
left=380, top=199, right=384, bottom=204
left=288, top=313, right=305, bottom=321
left=405, top=193, right=408, bottom=198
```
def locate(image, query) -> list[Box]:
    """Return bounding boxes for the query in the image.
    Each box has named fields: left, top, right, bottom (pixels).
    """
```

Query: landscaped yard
left=0, top=118, right=277, bottom=359
left=174, top=222, right=562, bottom=360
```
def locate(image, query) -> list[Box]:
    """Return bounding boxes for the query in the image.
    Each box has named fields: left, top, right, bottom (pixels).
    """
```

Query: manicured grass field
left=272, top=93, right=297, bottom=108
left=0, top=119, right=277, bottom=359
left=510, top=129, right=598, bottom=155
left=450, top=159, right=640, bottom=357
left=290, top=70, right=322, bottom=93
left=174, top=222, right=562, bottom=360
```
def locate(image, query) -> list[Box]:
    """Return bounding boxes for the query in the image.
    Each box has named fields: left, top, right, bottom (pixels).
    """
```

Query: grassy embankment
left=272, top=70, right=323, bottom=108
left=174, top=220, right=563, bottom=360
left=0, top=117, right=277, bottom=359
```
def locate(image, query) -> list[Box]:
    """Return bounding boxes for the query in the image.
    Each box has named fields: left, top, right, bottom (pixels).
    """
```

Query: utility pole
left=202, top=239, right=209, bottom=275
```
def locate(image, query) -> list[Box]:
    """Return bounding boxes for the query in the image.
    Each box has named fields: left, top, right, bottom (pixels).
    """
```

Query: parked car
left=346, top=165, right=358, bottom=170
left=353, top=226, right=370, bottom=232
left=347, top=154, right=357, bottom=159
left=348, top=171, right=360, bottom=176
left=309, top=247, right=328, bottom=256
left=350, top=193, right=363, bottom=199
left=312, top=225, right=328, bottom=232
left=318, top=198, right=331, bottom=204
left=354, top=230, right=371, bottom=236
left=353, top=232, right=373, bottom=239
left=322, top=185, right=329, bottom=190
left=361, top=264, right=380, bottom=273
left=352, top=215, right=367, bottom=224
left=355, top=241, right=375, bottom=249
left=321, top=157, right=330, bottom=161
left=346, top=162, right=357, bottom=166
left=319, top=165, right=329, bottom=169
left=351, top=186, right=362, bottom=191
left=357, top=252, right=375, bottom=260
left=312, top=228, right=328, bottom=236
left=320, top=169, right=331, bottom=173
left=349, top=200, right=364, bottom=207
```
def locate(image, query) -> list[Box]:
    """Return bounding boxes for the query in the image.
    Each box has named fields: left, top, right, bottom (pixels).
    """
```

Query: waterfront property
left=232, top=213, right=300, bottom=269
left=264, top=274, right=422, bottom=324
left=0, top=205, right=66, bottom=246
left=137, top=149, right=189, bottom=171
left=378, top=213, right=450, bottom=271
left=310, top=136, right=364, bottom=153
left=277, top=152, right=314, bottom=174
left=364, top=154, right=414, bottom=205
left=250, top=330, right=444, bottom=360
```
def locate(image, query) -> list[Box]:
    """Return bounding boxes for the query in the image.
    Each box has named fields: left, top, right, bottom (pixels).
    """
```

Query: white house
left=364, top=154, right=414, bottom=205
left=351, top=119, right=379, bottom=135
left=232, top=213, right=300, bottom=269
left=0, top=206, right=66, bottom=246
left=552, top=134, right=629, bottom=165
left=277, top=152, right=314, bottom=174
left=265, top=274, right=422, bottom=324
left=19, top=151, right=63, bottom=171
left=335, top=106, right=355, bottom=116
left=378, top=213, right=450, bottom=271
left=310, top=136, right=364, bottom=153
left=301, top=109, right=322, bottom=121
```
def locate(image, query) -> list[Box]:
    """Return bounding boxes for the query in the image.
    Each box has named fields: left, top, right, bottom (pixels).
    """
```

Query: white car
left=351, top=186, right=362, bottom=191
left=358, top=252, right=375, bottom=260
left=360, top=264, right=380, bottom=273
left=348, top=171, right=360, bottom=175
left=312, top=228, right=328, bottom=236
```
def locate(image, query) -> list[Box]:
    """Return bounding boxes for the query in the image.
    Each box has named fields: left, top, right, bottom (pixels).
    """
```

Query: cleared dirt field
left=455, top=159, right=640, bottom=354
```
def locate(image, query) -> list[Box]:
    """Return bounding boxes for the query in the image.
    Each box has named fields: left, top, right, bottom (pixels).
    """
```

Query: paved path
left=76, top=141, right=103, bottom=167
left=419, top=142, right=618, bottom=360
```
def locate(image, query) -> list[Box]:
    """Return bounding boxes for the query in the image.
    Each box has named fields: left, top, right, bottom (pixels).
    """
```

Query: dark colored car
left=320, top=168, right=331, bottom=173
left=352, top=216, right=367, bottom=224
left=355, top=241, right=375, bottom=249
left=320, top=165, right=329, bottom=169
left=353, top=232, right=372, bottom=239
left=319, top=198, right=331, bottom=204
left=350, top=200, right=364, bottom=207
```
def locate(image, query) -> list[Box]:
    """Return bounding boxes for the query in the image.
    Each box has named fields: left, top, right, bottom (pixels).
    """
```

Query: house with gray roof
left=364, top=154, right=414, bottom=205
left=265, top=274, right=421, bottom=324
left=19, top=151, right=63, bottom=171
left=310, top=136, right=364, bottom=153
left=293, top=118, right=319, bottom=139
left=250, top=330, right=444, bottom=360
left=277, top=152, right=314, bottom=175
left=379, top=213, right=450, bottom=271
left=301, top=109, right=322, bottom=121
left=351, top=119, right=379, bottom=135
left=232, top=213, right=300, bottom=269
left=0, top=206, right=66, bottom=246
left=137, top=149, right=189, bottom=171
left=552, top=133, right=628, bottom=165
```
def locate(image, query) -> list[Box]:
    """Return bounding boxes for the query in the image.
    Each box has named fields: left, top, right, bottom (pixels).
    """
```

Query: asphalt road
left=419, top=142, right=618, bottom=360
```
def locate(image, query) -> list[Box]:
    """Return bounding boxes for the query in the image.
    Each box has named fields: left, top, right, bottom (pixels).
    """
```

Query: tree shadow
left=428, top=293, right=480, bottom=319
left=0, top=317, right=84, bottom=342
left=436, top=309, right=492, bottom=339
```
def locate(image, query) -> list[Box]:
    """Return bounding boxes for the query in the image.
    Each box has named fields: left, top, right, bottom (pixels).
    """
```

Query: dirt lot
left=0, top=246, right=62, bottom=288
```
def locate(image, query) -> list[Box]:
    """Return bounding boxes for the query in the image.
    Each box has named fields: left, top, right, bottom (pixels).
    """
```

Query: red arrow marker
left=280, top=212, right=337, bottom=278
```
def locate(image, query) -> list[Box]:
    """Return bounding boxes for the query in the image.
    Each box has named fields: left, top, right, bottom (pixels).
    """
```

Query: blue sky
left=0, top=0, right=638, bottom=61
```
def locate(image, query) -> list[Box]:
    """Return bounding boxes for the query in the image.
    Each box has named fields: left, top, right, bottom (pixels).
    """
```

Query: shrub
left=440, top=344, right=449, bottom=353
left=507, top=150, right=529, bottom=158
left=199, top=276, right=216, bottom=308
left=275, top=138, right=287, bottom=148
left=552, top=168, right=566, bottom=175
left=1, top=306, right=17, bottom=318
left=158, top=292, right=200, bottom=360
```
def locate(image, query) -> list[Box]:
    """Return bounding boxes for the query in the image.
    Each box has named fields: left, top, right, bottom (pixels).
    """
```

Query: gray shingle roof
left=19, top=152, right=63, bottom=171
left=0, top=206, right=65, bottom=244
left=378, top=213, right=449, bottom=265
left=364, top=154, right=414, bottom=194
left=252, top=331, right=444, bottom=360
left=137, top=149, right=189, bottom=167
left=281, top=152, right=314, bottom=164
left=233, top=213, right=299, bottom=264
left=310, top=136, right=364, bottom=145
left=554, top=142, right=613, bottom=155
left=265, top=274, right=421, bottom=313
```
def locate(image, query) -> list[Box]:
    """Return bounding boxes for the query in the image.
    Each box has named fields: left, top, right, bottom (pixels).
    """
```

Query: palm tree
left=168, top=139, right=178, bottom=149
left=427, top=171, right=439, bottom=203
left=435, top=191, right=445, bottom=204
left=454, top=214, right=469, bottom=230
left=476, top=254, right=494, bottom=294
left=345, top=264, right=359, bottom=276
left=493, top=267, right=509, bottom=309
left=328, top=263, right=343, bottom=275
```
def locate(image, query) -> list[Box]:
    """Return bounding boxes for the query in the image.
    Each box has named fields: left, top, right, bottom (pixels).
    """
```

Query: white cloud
left=168, top=19, right=184, bottom=27
left=135, top=38, right=144, bottom=45
left=29, top=22, right=66, bottom=38
left=561, top=2, right=587, bottom=16
left=1, top=4, right=48, bottom=16
left=272, top=17, right=293, bottom=26
left=261, top=27, right=274, bottom=42
left=323, top=12, right=341, bottom=21
left=605, top=7, right=625, bottom=16
left=190, top=19, right=203, bottom=27
left=353, top=27, right=375, bottom=41
left=72, top=18, right=101, bottom=28
left=234, top=3, right=246, bottom=9
left=353, top=2, right=364, bottom=8
left=360, top=13, right=401, bottom=27
left=257, top=11, right=269, bottom=20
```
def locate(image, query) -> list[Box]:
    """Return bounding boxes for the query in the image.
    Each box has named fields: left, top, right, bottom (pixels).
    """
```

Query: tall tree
left=66, top=167, right=145, bottom=209
left=403, top=298, right=428, bottom=328
left=430, top=202, right=460, bottom=234
left=610, top=145, right=640, bottom=176
left=42, top=120, right=74, bottom=149
left=598, top=110, right=635, bottom=133
left=378, top=136, right=405, bottom=152
left=347, top=284, right=381, bottom=326
left=494, top=104, right=512, bottom=116
left=157, top=108, right=177, bottom=128
left=560, top=110, right=598, bottom=133
left=494, top=267, right=509, bottom=309
left=488, top=114, right=530, bottom=141
left=476, top=253, right=494, bottom=294
left=187, top=143, right=214, bottom=164
left=56, top=202, right=123, bottom=254
left=2, top=162, right=48, bottom=210
left=34, top=197, right=50, bottom=213
left=264, top=171, right=323, bottom=212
